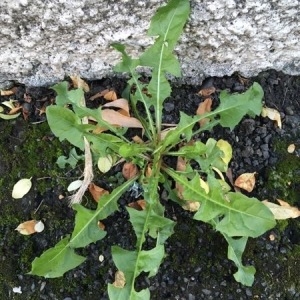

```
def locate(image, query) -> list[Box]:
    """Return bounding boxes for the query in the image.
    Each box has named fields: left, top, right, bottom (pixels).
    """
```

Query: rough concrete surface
left=0, top=0, right=299, bottom=88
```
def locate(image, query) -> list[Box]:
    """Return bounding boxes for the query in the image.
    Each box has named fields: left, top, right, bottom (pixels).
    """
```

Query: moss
left=266, top=138, right=300, bottom=204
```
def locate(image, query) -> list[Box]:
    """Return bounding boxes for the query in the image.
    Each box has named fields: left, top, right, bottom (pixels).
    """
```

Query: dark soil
left=0, top=70, right=300, bottom=299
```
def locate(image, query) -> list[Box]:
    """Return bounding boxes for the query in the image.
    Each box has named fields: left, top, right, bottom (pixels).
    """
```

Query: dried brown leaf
left=15, top=220, right=44, bottom=235
left=198, top=87, right=216, bottom=97
left=122, top=162, right=138, bottom=180
left=103, top=90, right=117, bottom=101
left=128, top=199, right=147, bottom=210
left=196, top=98, right=212, bottom=127
left=234, top=172, right=256, bottom=192
left=89, top=89, right=110, bottom=101
left=101, top=109, right=144, bottom=131
left=102, top=98, right=130, bottom=116
left=88, top=182, right=109, bottom=202
left=0, top=87, right=17, bottom=96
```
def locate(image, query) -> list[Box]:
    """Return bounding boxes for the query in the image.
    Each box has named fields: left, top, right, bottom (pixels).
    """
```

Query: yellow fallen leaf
left=261, top=106, right=282, bottom=129
left=70, top=75, right=90, bottom=92
left=97, top=155, right=113, bottom=173
left=287, top=144, right=295, bottom=153
left=12, top=177, right=32, bottom=199
left=216, top=139, right=232, bottom=166
left=15, top=220, right=45, bottom=235
left=234, top=172, right=256, bottom=192
left=262, top=199, right=300, bottom=219
left=113, top=270, right=126, bottom=288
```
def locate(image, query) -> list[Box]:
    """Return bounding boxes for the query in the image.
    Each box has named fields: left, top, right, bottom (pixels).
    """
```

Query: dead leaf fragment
left=262, top=199, right=300, bottom=219
left=182, top=200, right=200, bottom=212
left=70, top=75, right=90, bottom=92
left=102, top=98, right=130, bottom=117
left=89, top=89, right=110, bottom=101
left=98, top=221, right=105, bottom=230
left=12, top=177, right=32, bottom=199
left=15, top=220, right=45, bottom=235
left=287, top=144, right=295, bottom=153
left=103, top=90, right=117, bottom=101
left=0, top=87, right=17, bottom=96
left=88, top=182, right=109, bottom=202
left=234, top=172, right=256, bottom=192
left=128, top=199, right=147, bottom=210
left=113, top=270, right=126, bottom=288
left=101, top=109, right=144, bottom=131
left=196, top=98, right=212, bottom=127
left=198, top=86, right=216, bottom=97
left=122, top=162, right=138, bottom=180
left=261, top=107, right=282, bottom=129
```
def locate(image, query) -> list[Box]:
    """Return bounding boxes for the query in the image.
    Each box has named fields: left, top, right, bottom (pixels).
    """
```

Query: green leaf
left=161, top=112, right=196, bottom=151
left=29, top=179, right=136, bottom=278
left=165, top=169, right=276, bottom=238
left=46, top=106, right=86, bottom=149
left=217, top=82, right=263, bottom=130
left=69, top=204, right=107, bottom=248
left=127, top=207, right=175, bottom=246
left=139, top=0, right=190, bottom=134
left=109, top=245, right=165, bottom=299
left=224, top=235, right=256, bottom=286
left=56, top=148, right=84, bottom=169
left=52, top=82, right=84, bottom=107
left=28, top=237, right=86, bottom=278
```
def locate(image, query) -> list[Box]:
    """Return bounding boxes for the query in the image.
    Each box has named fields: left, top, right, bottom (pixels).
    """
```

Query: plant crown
left=29, top=0, right=276, bottom=297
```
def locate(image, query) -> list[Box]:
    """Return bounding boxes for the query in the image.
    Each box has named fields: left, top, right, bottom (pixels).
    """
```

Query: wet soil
left=0, top=70, right=300, bottom=299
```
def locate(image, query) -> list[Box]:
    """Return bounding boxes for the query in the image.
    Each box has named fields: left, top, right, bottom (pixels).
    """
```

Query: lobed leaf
left=165, top=169, right=276, bottom=238
left=216, top=82, right=263, bottom=130
left=29, top=237, right=86, bottom=278
left=224, top=235, right=256, bottom=286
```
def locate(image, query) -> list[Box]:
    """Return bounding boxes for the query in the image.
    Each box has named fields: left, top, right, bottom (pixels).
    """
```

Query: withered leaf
left=15, top=220, right=44, bottom=235
left=198, top=86, right=216, bottom=97
left=103, top=90, right=117, bottom=101
left=262, top=199, right=300, bottom=219
left=128, top=199, right=147, bottom=210
left=70, top=75, right=90, bottom=92
left=122, top=162, right=138, bottom=180
left=261, top=107, right=282, bottom=129
left=234, top=172, right=256, bottom=192
left=113, top=270, right=126, bottom=288
left=88, top=182, right=109, bottom=202
left=101, top=109, right=144, bottom=131
left=196, top=98, right=212, bottom=126
left=102, top=98, right=130, bottom=117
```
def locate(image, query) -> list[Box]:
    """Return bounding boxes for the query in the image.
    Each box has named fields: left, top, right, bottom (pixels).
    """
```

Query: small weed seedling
left=29, top=0, right=276, bottom=298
